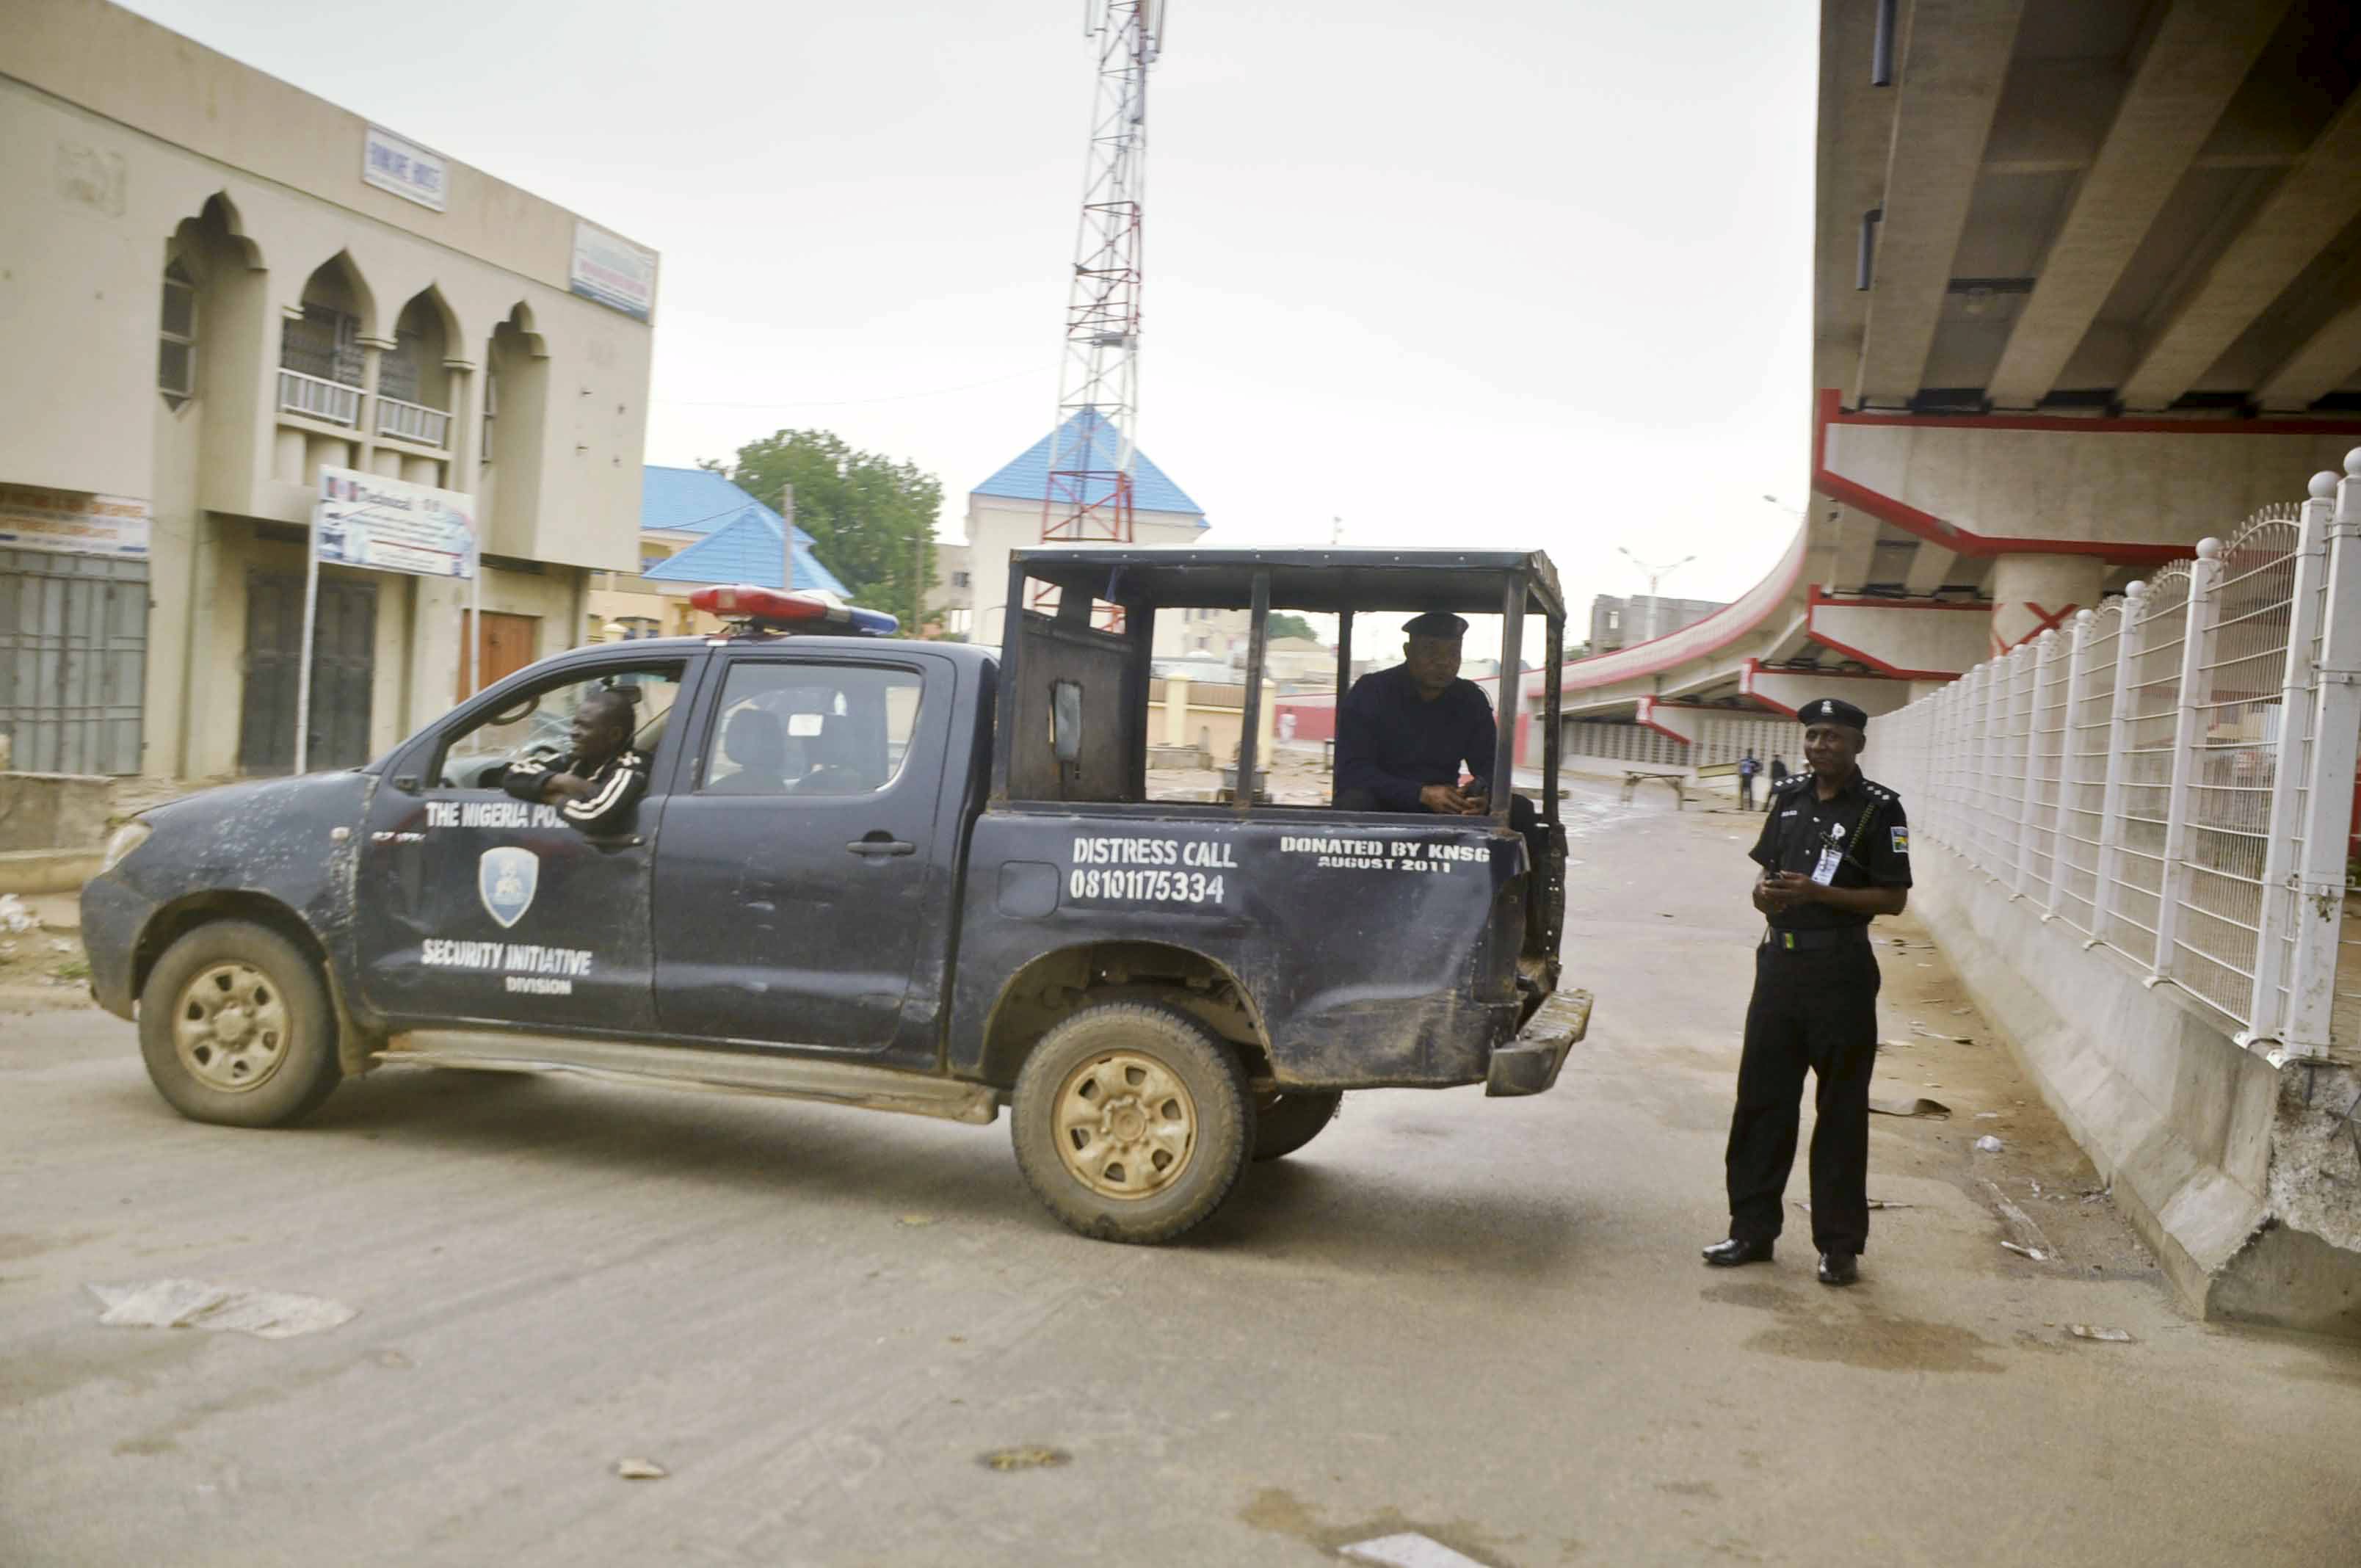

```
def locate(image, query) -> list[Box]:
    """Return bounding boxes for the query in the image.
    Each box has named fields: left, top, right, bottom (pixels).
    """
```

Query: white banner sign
left=570, top=222, right=658, bottom=321
left=0, top=484, right=150, bottom=559
left=315, top=468, right=476, bottom=579
left=364, top=126, right=449, bottom=211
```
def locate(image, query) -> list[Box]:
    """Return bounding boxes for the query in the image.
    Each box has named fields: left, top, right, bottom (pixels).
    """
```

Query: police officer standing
left=1702, top=697, right=1910, bottom=1286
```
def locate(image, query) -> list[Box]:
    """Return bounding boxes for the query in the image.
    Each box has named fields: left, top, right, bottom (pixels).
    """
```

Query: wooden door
left=458, top=610, right=540, bottom=704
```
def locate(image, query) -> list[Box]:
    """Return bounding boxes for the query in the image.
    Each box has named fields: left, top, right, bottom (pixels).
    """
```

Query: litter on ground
left=1869, top=1096, right=1951, bottom=1119
left=87, top=1279, right=357, bottom=1339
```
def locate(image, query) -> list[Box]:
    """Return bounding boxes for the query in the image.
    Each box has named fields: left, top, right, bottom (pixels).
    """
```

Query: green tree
left=1266, top=612, right=1319, bottom=643
left=699, top=430, right=942, bottom=633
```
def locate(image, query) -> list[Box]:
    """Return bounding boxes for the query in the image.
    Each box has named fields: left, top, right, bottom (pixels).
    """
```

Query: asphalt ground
left=5, top=779, right=2360, bottom=1566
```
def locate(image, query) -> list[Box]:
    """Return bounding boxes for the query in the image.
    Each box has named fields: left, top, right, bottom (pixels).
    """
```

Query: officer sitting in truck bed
left=1334, top=611, right=1542, bottom=851
left=501, top=687, right=650, bottom=834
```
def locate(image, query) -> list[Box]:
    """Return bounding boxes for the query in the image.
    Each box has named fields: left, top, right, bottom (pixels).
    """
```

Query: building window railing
left=278, top=368, right=361, bottom=429
left=376, top=395, right=451, bottom=449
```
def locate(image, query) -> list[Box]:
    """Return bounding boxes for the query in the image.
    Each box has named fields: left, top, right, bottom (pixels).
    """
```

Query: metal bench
left=1620, top=770, right=1688, bottom=808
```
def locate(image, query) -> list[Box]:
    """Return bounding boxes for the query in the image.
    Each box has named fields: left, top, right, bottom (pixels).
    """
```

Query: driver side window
left=436, top=664, right=685, bottom=791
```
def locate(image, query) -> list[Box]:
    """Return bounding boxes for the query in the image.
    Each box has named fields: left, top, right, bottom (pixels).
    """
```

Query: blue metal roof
left=642, top=465, right=818, bottom=545
left=971, top=410, right=1207, bottom=523
left=641, top=509, right=851, bottom=597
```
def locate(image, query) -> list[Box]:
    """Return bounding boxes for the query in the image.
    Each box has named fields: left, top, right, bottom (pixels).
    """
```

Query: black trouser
left=1724, top=934, right=1880, bottom=1255
left=1739, top=775, right=1756, bottom=809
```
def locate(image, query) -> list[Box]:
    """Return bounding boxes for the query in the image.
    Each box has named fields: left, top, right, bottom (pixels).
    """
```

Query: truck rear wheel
left=1010, top=1001, right=1252, bottom=1244
left=1252, top=1090, right=1341, bottom=1161
left=137, top=921, right=341, bottom=1129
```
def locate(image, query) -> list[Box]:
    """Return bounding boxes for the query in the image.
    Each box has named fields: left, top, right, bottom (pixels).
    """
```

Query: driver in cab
left=501, top=688, right=650, bottom=833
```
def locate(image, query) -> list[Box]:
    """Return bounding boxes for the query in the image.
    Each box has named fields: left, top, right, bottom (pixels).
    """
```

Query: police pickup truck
left=82, top=548, right=1590, bottom=1244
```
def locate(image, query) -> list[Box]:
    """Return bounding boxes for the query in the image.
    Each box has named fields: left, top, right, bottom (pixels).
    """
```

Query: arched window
left=159, top=258, right=197, bottom=408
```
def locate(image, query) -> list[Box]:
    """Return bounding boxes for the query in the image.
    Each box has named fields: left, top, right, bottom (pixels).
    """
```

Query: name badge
left=1810, top=846, right=1842, bottom=886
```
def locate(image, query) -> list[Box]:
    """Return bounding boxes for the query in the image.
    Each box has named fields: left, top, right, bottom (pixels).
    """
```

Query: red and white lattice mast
left=1037, top=0, right=1165, bottom=611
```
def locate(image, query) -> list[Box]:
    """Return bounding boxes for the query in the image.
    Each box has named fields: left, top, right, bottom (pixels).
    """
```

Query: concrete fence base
left=1912, top=849, right=2361, bottom=1337
left=0, top=772, right=113, bottom=854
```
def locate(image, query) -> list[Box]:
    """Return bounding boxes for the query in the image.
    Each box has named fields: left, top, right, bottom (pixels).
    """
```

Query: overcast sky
left=126, top=0, right=1818, bottom=642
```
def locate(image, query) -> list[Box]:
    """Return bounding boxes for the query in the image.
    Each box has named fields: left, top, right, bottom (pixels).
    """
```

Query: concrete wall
left=1912, top=847, right=2361, bottom=1337
left=0, top=772, right=112, bottom=852
left=1821, top=421, right=2359, bottom=551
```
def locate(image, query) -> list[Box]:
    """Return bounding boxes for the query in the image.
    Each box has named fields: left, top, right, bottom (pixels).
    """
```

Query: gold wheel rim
left=172, top=962, right=291, bottom=1094
left=1052, top=1050, right=1197, bottom=1200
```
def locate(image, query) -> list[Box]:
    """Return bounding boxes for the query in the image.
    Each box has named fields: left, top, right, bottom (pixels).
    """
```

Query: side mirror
left=1050, top=680, right=1084, bottom=763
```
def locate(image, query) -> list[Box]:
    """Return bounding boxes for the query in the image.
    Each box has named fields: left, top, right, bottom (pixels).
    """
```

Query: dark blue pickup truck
left=81, top=548, right=1590, bottom=1242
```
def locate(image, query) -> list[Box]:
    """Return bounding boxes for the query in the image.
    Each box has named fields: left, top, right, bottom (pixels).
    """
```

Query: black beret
left=1403, top=611, right=1469, bottom=639
left=1799, top=697, right=1868, bottom=730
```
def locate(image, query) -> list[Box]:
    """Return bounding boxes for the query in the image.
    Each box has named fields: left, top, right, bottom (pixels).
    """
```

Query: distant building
left=932, top=410, right=1248, bottom=659
left=587, top=467, right=849, bottom=638
left=924, top=540, right=973, bottom=639
left=1589, top=593, right=1727, bottom=653
left=1262, top=635, right=1333, bottom=684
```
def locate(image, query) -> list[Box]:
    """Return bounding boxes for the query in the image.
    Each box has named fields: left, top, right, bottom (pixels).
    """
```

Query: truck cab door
left=355, top=655, right=699, bottom=1035
left=653, top=651, right=953, bottom=1061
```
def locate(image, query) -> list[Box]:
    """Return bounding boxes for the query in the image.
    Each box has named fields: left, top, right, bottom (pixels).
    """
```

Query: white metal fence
left=278, top=368, right=361, bottom=428
left=1880, top=455, right=2361, bottom=1061
left=375, top=395, right=451, bottom=449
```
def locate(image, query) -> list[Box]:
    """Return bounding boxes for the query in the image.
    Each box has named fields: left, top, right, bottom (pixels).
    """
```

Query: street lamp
left=1616, top=545, right=1697, bottom=644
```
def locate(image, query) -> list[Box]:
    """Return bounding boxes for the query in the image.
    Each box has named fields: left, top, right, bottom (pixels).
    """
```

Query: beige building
left=936, top=413, right=1250, bottom=659
left=0, top=0, right=656, bottom=777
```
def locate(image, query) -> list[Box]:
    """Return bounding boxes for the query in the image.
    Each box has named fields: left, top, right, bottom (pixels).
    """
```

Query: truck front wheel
left=1010, top=1001, right=1252, bottom=1244
left=137, top=921, right=342, bottom=1129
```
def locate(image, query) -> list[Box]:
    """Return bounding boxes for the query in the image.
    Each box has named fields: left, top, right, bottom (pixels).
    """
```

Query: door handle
left=846, top=837, right=916, bottom=857
left=583, top=835, right=644, bottom=852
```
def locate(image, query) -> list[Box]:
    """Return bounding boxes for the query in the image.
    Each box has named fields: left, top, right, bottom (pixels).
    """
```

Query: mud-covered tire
left=1009, top=1001, right=1252, bottom=1244
left=137, top=921, right=341, bottom=1128
left=1252, top=1090, right=1342, bottom=1162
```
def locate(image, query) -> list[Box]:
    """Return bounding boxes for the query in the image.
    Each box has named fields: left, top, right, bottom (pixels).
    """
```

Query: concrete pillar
left=1988, top=554, right=2105, bottom=656
left=1164, top=676, right=1190, bottom=746
left=273, top=427, right=306, bottom=485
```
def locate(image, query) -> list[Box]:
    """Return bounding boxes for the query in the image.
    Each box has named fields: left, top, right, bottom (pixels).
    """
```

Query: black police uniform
left=1725, top=760, right=1911, bottom=1259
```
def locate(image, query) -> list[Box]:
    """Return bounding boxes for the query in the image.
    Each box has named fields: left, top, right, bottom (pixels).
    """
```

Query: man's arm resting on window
left=559, top=756, right=648, bottom=832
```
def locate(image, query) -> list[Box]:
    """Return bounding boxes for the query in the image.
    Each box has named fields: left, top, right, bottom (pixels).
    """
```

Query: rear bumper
left=1485, top=988, right=1592, bottom=1097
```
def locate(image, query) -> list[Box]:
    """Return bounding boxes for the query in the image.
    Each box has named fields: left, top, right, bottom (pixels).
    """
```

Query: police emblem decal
left=478, top=846, right=540, bottom=929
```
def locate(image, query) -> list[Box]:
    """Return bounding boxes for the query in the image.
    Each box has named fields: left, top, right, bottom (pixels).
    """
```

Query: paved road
left=6, top=783, right=2359, bottom=1566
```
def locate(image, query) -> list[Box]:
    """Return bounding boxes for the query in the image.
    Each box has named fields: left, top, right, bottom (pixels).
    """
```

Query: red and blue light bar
left=689, top=584, right=900, bottom=637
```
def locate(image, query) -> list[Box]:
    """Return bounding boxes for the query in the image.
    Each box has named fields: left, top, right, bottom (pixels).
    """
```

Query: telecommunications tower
left=1037, top=0, right=1166, bottom=602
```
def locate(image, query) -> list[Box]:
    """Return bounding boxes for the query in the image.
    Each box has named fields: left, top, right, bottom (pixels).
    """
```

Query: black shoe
left=1702, top=1237, right=1774, bottom=1268
left=1817, top=1251, right=1860, bottom=1286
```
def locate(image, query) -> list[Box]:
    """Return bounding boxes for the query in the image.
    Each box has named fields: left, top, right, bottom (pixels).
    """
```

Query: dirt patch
left=1702, top=1277, right=2006, bottom=1373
